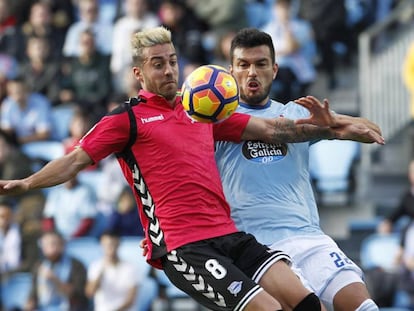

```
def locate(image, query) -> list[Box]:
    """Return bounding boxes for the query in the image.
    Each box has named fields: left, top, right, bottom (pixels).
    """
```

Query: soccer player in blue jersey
left=215, top=28, right=381, bottom=311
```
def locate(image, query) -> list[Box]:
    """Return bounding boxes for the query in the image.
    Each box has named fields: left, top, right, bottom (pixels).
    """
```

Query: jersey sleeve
left=79, top=111, right=131, bottom=164
left=212, top=112, right=250, bottom=142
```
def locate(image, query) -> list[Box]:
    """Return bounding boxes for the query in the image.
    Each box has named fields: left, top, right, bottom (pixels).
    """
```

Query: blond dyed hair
left=131, top=26, right=173, bottom=66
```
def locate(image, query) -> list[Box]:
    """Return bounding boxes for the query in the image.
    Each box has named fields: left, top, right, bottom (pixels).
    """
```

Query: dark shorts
left=161, top=232, right=291, bottom=311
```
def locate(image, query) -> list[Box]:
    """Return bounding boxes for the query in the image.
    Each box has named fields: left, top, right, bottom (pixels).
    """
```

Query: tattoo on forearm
left=270, top=119, right=334, bottom=143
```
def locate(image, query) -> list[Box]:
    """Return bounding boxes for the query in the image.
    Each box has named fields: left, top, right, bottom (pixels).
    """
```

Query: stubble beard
left=240, top=84, right=271, bottom=106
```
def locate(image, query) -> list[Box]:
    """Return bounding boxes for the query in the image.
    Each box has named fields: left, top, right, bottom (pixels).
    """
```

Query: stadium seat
left=136, top=275, right=159, bottom=311
left=21, top=141, right=65, bottom=173
left=1, top=272, right=33, bottom=310
left=360, top=233, right=401, bottom=271
left=22, top=141, right=65, bottom=162
left=65, top=237, right=102, bottom=269
left=392, top=289, right=414, bottom=310
left=50, top=105, right=75, bottom=141
left=118, top=236, right=151, bottom=279
left=309, top=140, right=359, bottom=204
left=348, top=217, right=382, bottom=240
left=88, top=211, right=109, bottom=238
left=118, top=237, right=160, bottom=311
left=77, top=169, right=105, bottom=198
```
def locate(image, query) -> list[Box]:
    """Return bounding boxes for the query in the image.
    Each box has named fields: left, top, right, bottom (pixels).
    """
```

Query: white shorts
left=270, top=234, right=365, bottom=307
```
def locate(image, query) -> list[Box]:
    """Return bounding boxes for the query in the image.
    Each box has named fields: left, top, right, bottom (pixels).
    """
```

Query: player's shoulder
left=278, top=100, right=310, bottom=118
left=107, top=97, right=144, bottom=117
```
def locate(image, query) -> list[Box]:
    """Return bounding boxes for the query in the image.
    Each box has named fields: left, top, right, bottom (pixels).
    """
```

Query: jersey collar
left=239, top=99, right=271, bottom=110
left=138, top=89, right=180, bottom=109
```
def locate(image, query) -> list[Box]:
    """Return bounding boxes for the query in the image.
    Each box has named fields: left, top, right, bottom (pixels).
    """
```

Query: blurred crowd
left=0, top=0, right=409, bottom=310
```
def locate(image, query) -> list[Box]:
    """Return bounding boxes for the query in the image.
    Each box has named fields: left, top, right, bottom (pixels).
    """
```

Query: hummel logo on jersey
left=141, top=114, right=164, bottom=124
left=227, top=281, right=243, bottom=296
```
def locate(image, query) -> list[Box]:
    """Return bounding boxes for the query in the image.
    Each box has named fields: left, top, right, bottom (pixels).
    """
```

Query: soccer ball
left=181, top=65, right=239, bottom=123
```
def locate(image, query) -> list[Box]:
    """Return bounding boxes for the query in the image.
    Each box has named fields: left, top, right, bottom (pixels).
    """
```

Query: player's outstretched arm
left=241, top=95, right=335, bottom=143
left=242, top=95, right=385, bottom=144
left=0, top=147, right=93, bottom=196
left=294, top=96, right=385, bottom=144
left=331, top=121, right=385, bottom=144
left=335, top=114, right=382, bottom=136
left=242, top=115, right=336, bottom=144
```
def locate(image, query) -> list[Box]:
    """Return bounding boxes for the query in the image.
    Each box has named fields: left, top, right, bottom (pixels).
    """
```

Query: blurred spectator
left=402, top=40, right=414, bottom=118
left=85, top=230, right=138, bottom=310
left=94, top=96, right=130, bottom=215
left=395, top=222, right=414, bottom=310
left=60, top=28, right=112, bottom=122
left=0, top=77, right=53, bottom=145
left=118, top=67, right=141, bottom=99
left=41, top=0, right=76, bottom=34
left=344, top=0, right=376, bottom=52
left=97, top=0, right=122, bottom=24
left=42, top=176, right=97, bottom=240
left=182, top=63, right=203, bottom=85
left=110, top=0, right=160, bottom=92
left=63, top=108, right=93, bottom=155
left=298, top=0, right=350, bottom=89
left=19, top=35, right=62, bottom=106
left=13, top=193, right=45, bottom=273
left=96, top=154, right=128, bottom=215
left=0, top=0, right=19, bottom=56
left=0, top=128, right=45, bottom=231
left=73, top=0, right=122, bottom=24
left=106, top=92, right=128, bottom=113
left=63, top=0, right=113, bottom=58
left=378, top=160, right=414, bottom=246
left=11, top=0, right=75, bottom=33
left=0, top=53, right=18, bottom=104
left=25, top=231, right=88, bottom=311
left=0, top=129, right=45, bottom=275
left=213, top=30, right=236, bottom=67
left=106, top=187, right=144, bottom=237
left=244, top=0, right=273, bottom=28
left=16, top=1, right=66, bottom=61
left=262, top=0, right=317, bottom=103
left=158, top=0, right=209, bottom=85
left=90, top=97, right=130, bottom=216
left=0, top=129, right=31, bottom=180
left=0, top=200, right=21, bottom=275
left=0, top=128, right=45, bottom=273
left=186, top=0, right=248, bottom=35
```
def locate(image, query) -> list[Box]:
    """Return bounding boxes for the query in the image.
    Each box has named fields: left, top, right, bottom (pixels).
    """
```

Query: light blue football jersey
left=215, top=99, right=324, bottom=245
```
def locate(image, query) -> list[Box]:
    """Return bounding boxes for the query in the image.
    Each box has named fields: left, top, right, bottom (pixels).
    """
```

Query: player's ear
left=229, top=65, right=233, bottom=75
left=132, top=66, right=144, bottom=83
left=273, top=63, right=278, bottom=80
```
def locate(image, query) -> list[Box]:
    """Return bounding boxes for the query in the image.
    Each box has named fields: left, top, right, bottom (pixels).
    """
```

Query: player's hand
left=334, top=114, right=383, bottom=136
left=0, top=179, right=30, bottom=196
left=333, top=122, right=385, bottom=144
left=294, top=96, right=336, bottom=127
left=139, top=238, right=148, bottom=257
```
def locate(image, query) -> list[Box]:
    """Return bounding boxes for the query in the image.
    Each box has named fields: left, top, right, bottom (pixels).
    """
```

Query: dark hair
left=41, top=230, right=65, bottom=241
left=276, top=0, right=292, bottom=6
left=0, top=199, right=14, bottom=209
left=81, top=27, right=95, bottom=37
left=230, top=28, right=275, bottom=65
left=99, top=229, right=120, bottom=241
left=0, top=128, right=19, bottom=147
